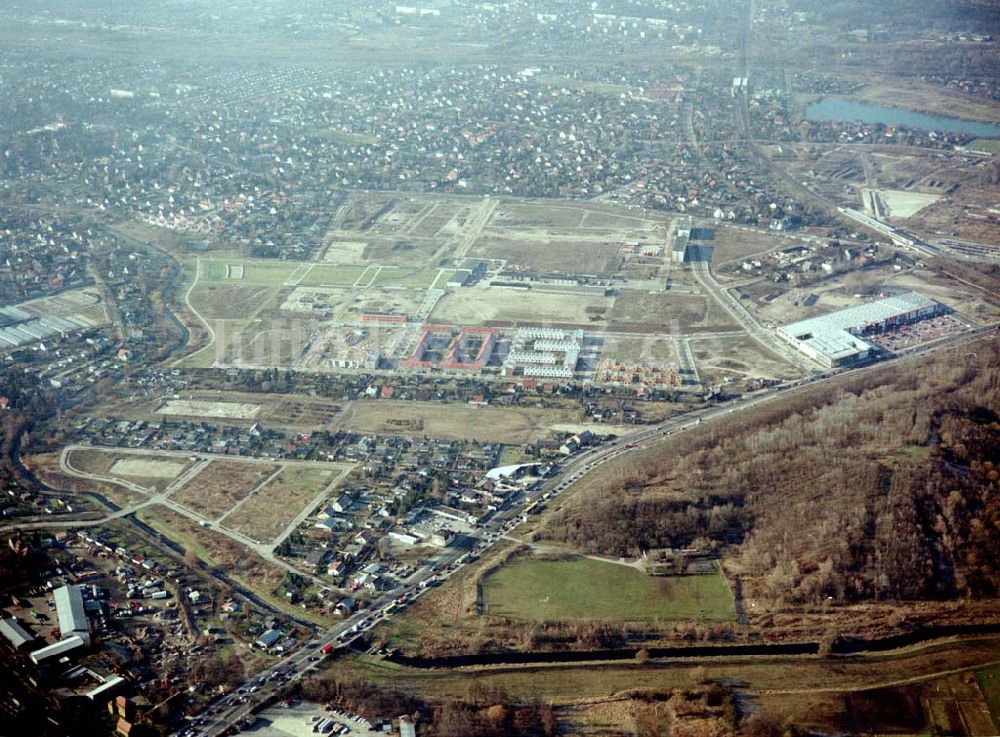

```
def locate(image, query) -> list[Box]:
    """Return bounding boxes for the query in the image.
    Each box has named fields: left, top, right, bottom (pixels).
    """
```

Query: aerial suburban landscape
left=0, top=0, right=998, bottom=735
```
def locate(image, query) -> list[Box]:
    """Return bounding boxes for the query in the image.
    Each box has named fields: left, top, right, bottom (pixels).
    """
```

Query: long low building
left=0, top=618, right=36, bottom=651
left=778, top=291, right=944, bottom=367
left=54, top=584, right=91, bottom=645
left=30, top=634, right=86, bottom=665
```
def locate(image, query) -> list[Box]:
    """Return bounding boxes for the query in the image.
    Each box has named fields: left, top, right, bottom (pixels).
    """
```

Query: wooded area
left=543, top=339, right=1000, bottom=609
left=299, top=678, right=557, bottom=737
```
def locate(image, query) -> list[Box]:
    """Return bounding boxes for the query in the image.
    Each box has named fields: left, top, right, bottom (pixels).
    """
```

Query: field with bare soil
left=339, top=399, right=585, bottom=443
left=220, top=465, right=349, bottom=543
left=170, top=460, right=282, bottom=520
left=64, top=448, right=192, bottom=492
left=430, top=287, right=614, bottom=327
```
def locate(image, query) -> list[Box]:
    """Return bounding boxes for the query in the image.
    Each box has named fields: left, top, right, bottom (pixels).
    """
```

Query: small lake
left=805, top=98, right=1000, bottom=138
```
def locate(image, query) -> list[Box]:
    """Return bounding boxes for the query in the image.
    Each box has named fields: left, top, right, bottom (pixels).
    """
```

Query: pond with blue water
left=805, top=98, right=1000, bottom=138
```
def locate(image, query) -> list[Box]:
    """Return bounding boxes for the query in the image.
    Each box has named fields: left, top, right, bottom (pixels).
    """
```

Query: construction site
left=502, top=327, right=584, bottom=380
left=595, top=361, right=683, bottom=388
left=399, top=325, right=499, bottom=371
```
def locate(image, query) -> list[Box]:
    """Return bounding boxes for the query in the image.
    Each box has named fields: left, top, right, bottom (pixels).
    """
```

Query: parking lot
left=246, top=703, right=379, bottom=737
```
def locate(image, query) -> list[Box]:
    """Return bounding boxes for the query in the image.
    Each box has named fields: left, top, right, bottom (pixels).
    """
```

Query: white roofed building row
left=504, top=328, right=584, bottom=379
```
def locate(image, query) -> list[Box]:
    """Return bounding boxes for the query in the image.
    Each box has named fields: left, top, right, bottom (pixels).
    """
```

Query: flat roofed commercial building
left=54, top=585, right=91, bottom=645
left=778, top=292, right=944, bottom=367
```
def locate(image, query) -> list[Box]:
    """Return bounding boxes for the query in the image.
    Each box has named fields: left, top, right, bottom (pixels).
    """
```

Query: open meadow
left=64, top=448, right=192, bottom=492
left=608, top=289, right=739, bottom=333
left=186, top=283, right=279, bottom=320
left=219, top=464, right=350, bottom=543
left=689, top=334, right=799, bottom=384
left=170, top=460, right=282, bottom=520
left=429, top=287, right=614, bottom=327
left=339, top=399, right=585, bottom=444
left=482, top=556, right=735, bottom=622
left=470, top=231, right=622, bottom=273
left=322, top=636, right=1000, bottom=709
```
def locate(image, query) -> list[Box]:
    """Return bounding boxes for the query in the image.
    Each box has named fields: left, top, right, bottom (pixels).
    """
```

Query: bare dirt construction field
left=733, top=261, right=911, bottom=326
left=170, top=460, right=282, bottom=520
left=115, top=390, right=339, bottom=430
left=881, top=268, right=1000, bottom=326
left=608, top=290, right=737, bottom=333
left=430, top=287, right=614, bottom=327
left=729, top=258, right=963, bottom=327
left=689, top=334, right=798, bottom=384
left=110, top=458, right=187, bottom=479
left=280, top=285, right=424, bottom=321
left=707, top=226, right=807, bottom=267
left=157, top=399, right=261, bottom=420
left=339, top=400, right=584, bottom=444
left=741, top=284, right=861, bottom=326
left=471, top=231, right=622, bottom=273
left=220, top=464, right=349, bottom=543
left=905, top=182, right=1000, bottom=244
left=601, top=334, right=680, bottom=365
left=878, top=189, right=941, bottom=219
left=321, top=239, right=369, bottom=264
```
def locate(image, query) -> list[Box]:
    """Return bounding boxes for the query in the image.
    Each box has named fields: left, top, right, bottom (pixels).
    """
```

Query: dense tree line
left=298, top=678, right=556, bottom=737
left=543, top=339, right=1000, bottom=607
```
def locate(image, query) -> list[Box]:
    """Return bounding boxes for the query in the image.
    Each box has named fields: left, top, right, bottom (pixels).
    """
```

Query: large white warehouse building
left=778, top=292, right=944, bottom=367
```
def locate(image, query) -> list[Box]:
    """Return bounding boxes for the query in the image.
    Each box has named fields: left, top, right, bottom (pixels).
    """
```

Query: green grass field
left=298, top=264, right=368, bottom=286
left=976, top=664, right=1000, bottom=725
left=483, top=557, right=735, bottom=622
left=430, top=269, right=457, bottom=289
left=200, top=259, right=299, bottom=285
left=969, top=138, right=1000, bottom=154
left=371, top=266, right=439, bottom=288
